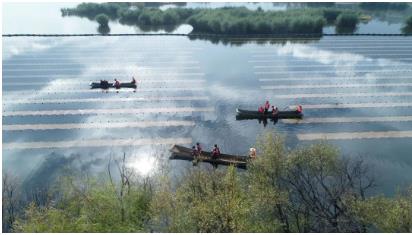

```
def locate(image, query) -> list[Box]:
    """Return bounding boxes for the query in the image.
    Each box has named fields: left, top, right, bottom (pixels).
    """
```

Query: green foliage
left=407, top=16, right=412, bottom=28
left=11, top=133, right=412, bottom=232
left=336, top=13, right=359, bottom=28
left=14, top=174, right=152, bottom=232
left=95, top=13, right=109, bottom=27
left=62, top=3, right=362, bottom=35
left=359, top=2, right=410, bottom=11
left=348, top=188, right=412, bottom=232
left=151, top=167, right=251, bottom=232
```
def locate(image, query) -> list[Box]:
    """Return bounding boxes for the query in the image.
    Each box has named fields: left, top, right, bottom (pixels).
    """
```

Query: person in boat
left=272, top=106, right=279, bottom=116
left=114, top=79, right=121, bottom=89
left=191, top=146, right=198, bottom=157
left=249, top=148, right=257, bottom=159
left=258, top=106, right=264, bottom=114
left=296, top=105, right=303, bottom=113
left=131, top=76, right=136, bottom=85
left=196, top=142, right=202, bottom=156
left=264, top=101, right=270, bottom=114
left=211, top=144, right=221, bottom=158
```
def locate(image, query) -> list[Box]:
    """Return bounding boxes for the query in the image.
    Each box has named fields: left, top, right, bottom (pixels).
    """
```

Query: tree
left=95, top=13, right=109, bottom=27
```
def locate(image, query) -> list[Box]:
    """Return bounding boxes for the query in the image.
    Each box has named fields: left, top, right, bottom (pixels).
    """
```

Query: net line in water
left=2, top=61, right=200, bottom=66
left=3, top=120, right=195, bottom=131
left=2, top=66, right=202, bottom=72
left=2, top=79, right=206, bottom=86
left=3, top=107, right=215, bottom=116
left=248, top=58, right=412, bottom=63
left=275, top=92, right=412, bottom=99
left=3, top=96, right=210, bottom=104
left=261, top=83, right=412, bottom=89
left=282, top=116, right=412, bottom=124
left=259, top=76, right=412, bottom=82
left=297, top=131, right=412, bottom=140
left=289, top=102, right=412, bottom=109
left=255, top=69, right=412, bottom=75
left=3, top=73, right=206, bottom=78
left=3, top=137, right=192, bottom=150
left=3, top=87, right=204, bottom=96
left=254, top=64, right=412, bottom=69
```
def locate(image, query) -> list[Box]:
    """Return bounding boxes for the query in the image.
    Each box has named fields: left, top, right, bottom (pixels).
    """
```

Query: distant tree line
left=4, top=133, right=412, bottom=232
left=61, top=3, right=363, bottom=35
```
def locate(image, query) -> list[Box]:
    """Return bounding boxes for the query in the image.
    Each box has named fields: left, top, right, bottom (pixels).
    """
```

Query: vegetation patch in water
left=61, top=3, right=362, bottom=35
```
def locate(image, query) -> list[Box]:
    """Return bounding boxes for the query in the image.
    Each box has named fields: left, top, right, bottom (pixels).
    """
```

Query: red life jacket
left=265, top=102, right=270, bottom=109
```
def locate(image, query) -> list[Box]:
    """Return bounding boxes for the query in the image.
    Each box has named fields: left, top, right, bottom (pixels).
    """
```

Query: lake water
left=2, top=3, right=412, bottom=196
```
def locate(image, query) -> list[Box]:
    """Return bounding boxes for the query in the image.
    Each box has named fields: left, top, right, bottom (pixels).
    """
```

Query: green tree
left=95, top=13, right=109, bottom=27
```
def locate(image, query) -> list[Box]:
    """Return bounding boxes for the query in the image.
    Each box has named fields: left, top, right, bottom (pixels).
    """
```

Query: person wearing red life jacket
left=196, top=142, right=202, bottom=155
left=212, top=144, right=221, bottom=158
left=258, top=106, right=264, bottom=113
left=297, top=105, right=303, bottom=113
left=264, top=100, right=270, bottom=114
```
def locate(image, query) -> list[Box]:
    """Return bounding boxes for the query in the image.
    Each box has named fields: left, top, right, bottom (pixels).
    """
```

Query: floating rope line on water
left=3, top=88, right=204, bottom=96
left=288, top=102, right=412, bottom=110
left=2, top=66, right=202, bottom=72
left=297, top=131, right=412, bottom=141
left=3, top=120, right=195, bottom=131
left=3, top=73, right=206, bottom=78
left=261, top=83, right=412, bottom=89
left=259, top=76, right=412, bottom=82
left=3, top=137, right=193, bottom=150
left=3, top=79, right=206, bottom=86
left=254, top=65, right=411, bottom=69
left=2, top=107, right=215, bottom=116
left=3, top=96, right=210, bottom=104
left=3, top=33, right=412, bottom=37
left=275, top=92, right=412, bottom=99
left=255, top=69, right=412, bottom=75
left=282, top=116, right=412, bottom=124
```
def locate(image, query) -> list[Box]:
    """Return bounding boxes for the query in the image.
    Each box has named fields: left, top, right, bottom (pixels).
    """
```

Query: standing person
left=258, top=106, right=264, bottom=113
left=211, top=144, right=221, bottom=158
left=196, top=142, right=202, bottom=156
left=264, top=100, right=270, bottom=114
left=114, top=79, right=121, bottom=89
left=249, top=148, right=257, bottom=159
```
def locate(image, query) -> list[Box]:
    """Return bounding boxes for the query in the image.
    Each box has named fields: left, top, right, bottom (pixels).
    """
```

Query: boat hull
left=236, top=108, right=303, bottom=120
left=169, top=145, right=248, bottom=169
left=90, top=82, right=137, bottom=89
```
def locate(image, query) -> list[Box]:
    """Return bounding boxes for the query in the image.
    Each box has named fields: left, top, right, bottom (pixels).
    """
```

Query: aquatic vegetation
left=61, top=3, right=361, bottom=35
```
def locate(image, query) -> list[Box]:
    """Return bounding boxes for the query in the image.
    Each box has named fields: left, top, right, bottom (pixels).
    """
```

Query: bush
left=95, top=14, right=109, bottom=27
left=336, top=13, right=359, bottom=28
left=407, top=16, right=412, bottom=28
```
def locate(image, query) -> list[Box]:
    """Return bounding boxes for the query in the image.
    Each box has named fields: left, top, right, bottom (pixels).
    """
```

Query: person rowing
left=196, top=142, right=202, bottom=155
left=272, top=106, right=279, bottom=116
left=114, top=78, right=121, bottom=89
left=296, top=105, right=303, bottom=113
left=264, top=100, right=270, bottom=114
left=212, top=144, right=221, bottom=159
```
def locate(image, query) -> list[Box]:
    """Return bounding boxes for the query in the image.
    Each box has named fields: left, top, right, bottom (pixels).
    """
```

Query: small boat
left=236, top=108, right=303, bottom=120
left=169, top=145, right=248, bottom=169
left=90, top=82, right=137, bottom=89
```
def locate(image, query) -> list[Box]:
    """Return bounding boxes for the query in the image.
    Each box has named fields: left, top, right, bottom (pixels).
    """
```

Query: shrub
left=336, top=13, right=359, bottom=28
left=95, top=14, right=109, bottom=27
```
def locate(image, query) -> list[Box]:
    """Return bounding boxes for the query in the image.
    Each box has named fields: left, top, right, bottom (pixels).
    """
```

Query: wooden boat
left=90, top=82, right=137, bottom=89
left=169, top=145, right=248, bottom=169
left=236, top=108, right=303, bottom=120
